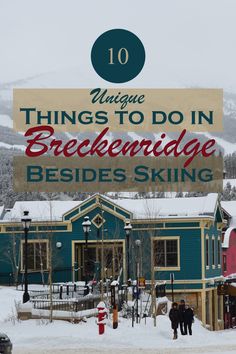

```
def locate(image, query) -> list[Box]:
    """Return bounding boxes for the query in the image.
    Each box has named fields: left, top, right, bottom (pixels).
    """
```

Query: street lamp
left=135, top=239, right=141, bottom=280
left=82, top=216, right=91, bottom=284
left=21, top=210, right=31, bottom=303
left=124, top=221, right=132, bottom=282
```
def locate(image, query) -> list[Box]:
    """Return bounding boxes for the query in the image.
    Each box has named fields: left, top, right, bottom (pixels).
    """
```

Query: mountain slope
left=0, top=70, right=235, bottom=155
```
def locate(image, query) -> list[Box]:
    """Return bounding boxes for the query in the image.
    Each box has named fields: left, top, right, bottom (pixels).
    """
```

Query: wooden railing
left=31, top=294, right=103, bottom=312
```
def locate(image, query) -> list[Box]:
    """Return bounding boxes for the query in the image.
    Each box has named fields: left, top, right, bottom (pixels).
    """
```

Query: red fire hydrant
left=97, top=301, right=107, bottom=335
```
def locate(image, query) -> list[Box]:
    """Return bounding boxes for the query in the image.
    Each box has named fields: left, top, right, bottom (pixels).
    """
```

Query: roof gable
left=221, top=201, right=236, bottom=226
left=63, top=193, right=132, bottom=222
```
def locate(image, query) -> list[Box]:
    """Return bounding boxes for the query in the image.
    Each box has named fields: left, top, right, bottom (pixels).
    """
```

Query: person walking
left=183, top=304, right=194, bottom=335
left=169, top=302, right=180, bottom=340
left=179, top=299, right=186, bottom=335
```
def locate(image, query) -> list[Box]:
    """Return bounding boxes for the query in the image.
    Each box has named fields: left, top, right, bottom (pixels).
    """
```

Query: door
left=75, top=242, right=123, bottom=281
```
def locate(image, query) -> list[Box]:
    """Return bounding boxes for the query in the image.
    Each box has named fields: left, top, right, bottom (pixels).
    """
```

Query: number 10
left=108, top=48, right=129, bottom=65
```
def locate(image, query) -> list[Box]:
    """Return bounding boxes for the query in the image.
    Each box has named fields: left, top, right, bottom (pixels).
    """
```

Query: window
left=212, top=237, right=215, bottom=266
left=217, top=238, right=221, bottom=266
left=92, top=214, right=105, bottom=228
left=223, top=255, right=227, bottom=272
left=22, top=241, right=48, bottom=271
left=206, top=238, right=209, bottom=267
left=153, top=238, right=179, bottom=268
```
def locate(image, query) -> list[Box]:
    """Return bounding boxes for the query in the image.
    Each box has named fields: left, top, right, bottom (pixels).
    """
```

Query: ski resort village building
left=220, top=201, right=236, bottom=328
left=0, top=193, right=226, bottom=330
left=221, top=201, right=236, bottom=278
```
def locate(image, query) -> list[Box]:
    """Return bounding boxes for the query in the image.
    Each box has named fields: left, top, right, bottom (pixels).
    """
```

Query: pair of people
left=169, top=300, right=194, bottom=339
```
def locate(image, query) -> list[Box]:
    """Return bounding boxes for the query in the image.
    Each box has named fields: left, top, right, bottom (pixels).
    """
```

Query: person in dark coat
left=183, top=304, right=194, bottom=335
left=178, top=299, right=186, bottom=335
left=169, top=302, right=180, bottom=339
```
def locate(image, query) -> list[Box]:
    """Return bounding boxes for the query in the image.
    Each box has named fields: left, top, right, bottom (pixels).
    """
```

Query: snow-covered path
left=1, top=287, right=236, bottom=354
left=14, top=347, right=236, bottom=354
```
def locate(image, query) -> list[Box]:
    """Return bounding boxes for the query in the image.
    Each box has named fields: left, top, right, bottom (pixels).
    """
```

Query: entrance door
left=75, top=242, right=123, bottom=281
left=98, top=244, right=123, bottom=279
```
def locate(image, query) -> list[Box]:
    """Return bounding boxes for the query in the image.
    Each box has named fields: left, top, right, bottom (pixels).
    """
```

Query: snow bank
left=1, top=287, right=236, bottom=353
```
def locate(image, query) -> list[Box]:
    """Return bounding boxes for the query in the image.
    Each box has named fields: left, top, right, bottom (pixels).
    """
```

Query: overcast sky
left=0, top=0, right=236, bottom=91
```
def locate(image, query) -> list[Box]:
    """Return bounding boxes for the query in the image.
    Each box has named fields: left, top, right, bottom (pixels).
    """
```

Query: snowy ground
left=1, top=286, right=236, bottom=354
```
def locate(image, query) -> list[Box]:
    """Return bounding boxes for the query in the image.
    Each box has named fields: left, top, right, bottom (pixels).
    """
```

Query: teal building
left=0, top=193, right=225, bottom=330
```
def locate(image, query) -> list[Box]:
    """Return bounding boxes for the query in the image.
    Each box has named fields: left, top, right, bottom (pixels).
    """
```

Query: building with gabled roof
left=219, top=201, right=236, bottom=328
left=221, top=201, right=236, bottom=278
left=0, top=193, right=225, bottom=330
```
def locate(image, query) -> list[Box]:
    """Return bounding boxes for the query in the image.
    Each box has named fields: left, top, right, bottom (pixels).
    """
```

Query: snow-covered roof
left=221, top=201, right=236, bottom=227
left=221, top=201, right=236, bottom=217
left=3, top=201, right=81, bottom=222
left=222, top=227, right=236, bottom=248
left=114, top=193, right=219, bottom=219
left=1, top=193, right=220, bottom=223
left=226, top=273, right=236, bottom=280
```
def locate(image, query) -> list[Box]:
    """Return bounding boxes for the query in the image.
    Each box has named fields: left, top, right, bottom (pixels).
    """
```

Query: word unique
left=90, top=88, right=145, bottom=109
